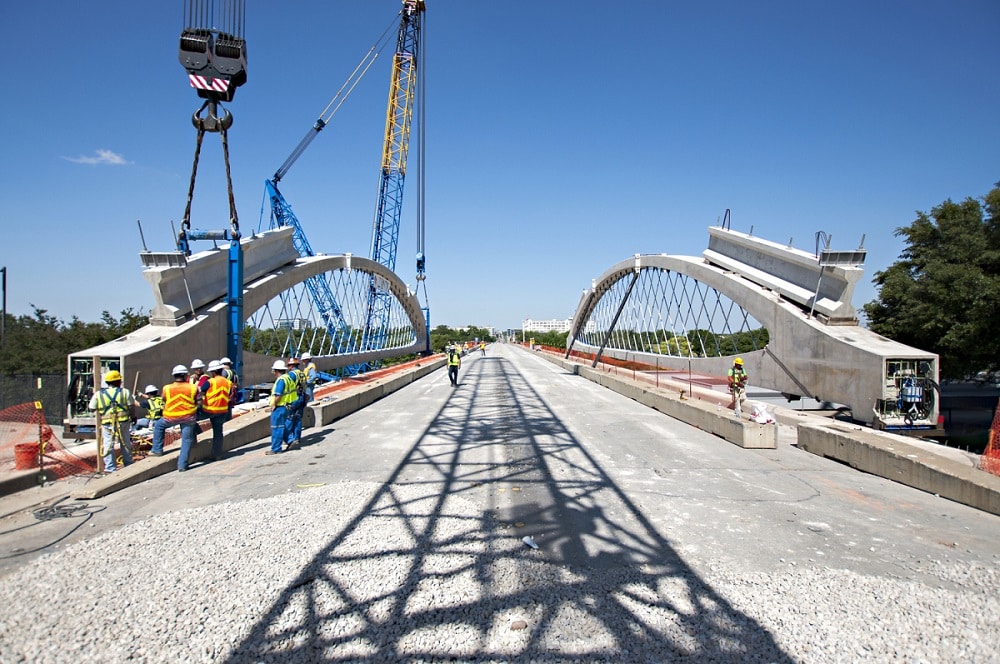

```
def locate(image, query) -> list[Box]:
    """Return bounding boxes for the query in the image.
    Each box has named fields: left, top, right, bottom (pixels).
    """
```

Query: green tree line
left=0, top=307, right=147, bottom=376
left=863, top=182, right=999, bottom=380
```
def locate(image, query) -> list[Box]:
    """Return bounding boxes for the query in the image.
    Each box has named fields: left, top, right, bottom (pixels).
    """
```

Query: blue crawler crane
left=262, top=0, right=429, bottom=371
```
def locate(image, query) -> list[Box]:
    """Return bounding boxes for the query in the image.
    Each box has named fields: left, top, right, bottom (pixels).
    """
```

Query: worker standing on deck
left=447, top=344, right=461, bottom=387
left=267, top=360, right=297, bottom=455
left=728, top=357, right=749, bottom=418
left=301, top=353, right=318, bottom=404
left=189, top=359, right=209, bottom=392
left=88, top=370, right=136, bottom=473
left=151, top=365, right=202, bottom=472
left=284, top=357, right=305, bottom=448
left=202, top=360, right=233, bottom=461
left=219, top=356, right=241, bottom=408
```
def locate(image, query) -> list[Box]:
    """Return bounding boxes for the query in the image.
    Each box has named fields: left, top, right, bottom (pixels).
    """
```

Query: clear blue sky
left=1, top=1, right=997, bottom=332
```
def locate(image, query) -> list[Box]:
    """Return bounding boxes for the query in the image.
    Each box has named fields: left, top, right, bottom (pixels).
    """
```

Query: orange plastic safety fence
left=0, top=402, right=96, bottom=480
left=980, top=401, right=1000, bottom=476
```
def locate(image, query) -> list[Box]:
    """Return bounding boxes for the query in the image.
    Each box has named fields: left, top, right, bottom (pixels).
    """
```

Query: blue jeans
left=270, top=406, right=287, bottom=453
left=151, top=418, right=171, bottom=455
left=286, top=397, right=304, bottom=444
left=175, top=421, right=198, bottom=470
left=208, top=413, right=227, bottom=458
left=99, top=420, right=133, bottom=473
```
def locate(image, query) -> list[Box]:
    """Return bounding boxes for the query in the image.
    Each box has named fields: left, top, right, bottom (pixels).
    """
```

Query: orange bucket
left=14, top=442, right=40, bottom=470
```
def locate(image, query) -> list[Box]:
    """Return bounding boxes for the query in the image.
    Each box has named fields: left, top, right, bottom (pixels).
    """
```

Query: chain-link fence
left=0, top=374, right=65, bottom=426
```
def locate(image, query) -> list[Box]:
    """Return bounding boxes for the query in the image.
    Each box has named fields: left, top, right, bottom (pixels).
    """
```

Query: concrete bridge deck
left=1, top=343, right=997, bottom=661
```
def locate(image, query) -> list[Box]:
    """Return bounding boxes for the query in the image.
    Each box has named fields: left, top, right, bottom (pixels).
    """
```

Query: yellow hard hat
left=104, top=370, right=123, bottom=383
left=734, top=357, right=744, bottom=366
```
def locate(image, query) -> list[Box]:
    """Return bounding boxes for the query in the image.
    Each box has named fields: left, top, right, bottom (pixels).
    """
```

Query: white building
left=522, top=318, right=573, bottom=333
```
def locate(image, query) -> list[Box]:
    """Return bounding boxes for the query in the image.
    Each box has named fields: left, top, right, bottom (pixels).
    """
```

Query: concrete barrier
left=538, top=352, right=777, bottom=449
left=798, top=421, right=1000, bottom=516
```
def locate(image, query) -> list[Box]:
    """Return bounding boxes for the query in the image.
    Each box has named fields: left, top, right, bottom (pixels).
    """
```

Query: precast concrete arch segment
left=568, top=252, right=939, bottom=428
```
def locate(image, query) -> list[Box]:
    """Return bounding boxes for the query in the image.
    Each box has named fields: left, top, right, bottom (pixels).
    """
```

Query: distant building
left=522, top=318, right=573, bottom=333
left=277, top=318, right=312, bottom=331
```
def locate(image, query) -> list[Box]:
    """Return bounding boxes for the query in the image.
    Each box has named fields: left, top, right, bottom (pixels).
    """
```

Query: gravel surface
left=1, top=480, right=997, bottom=663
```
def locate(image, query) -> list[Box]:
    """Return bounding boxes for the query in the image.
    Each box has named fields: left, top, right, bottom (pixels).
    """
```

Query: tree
left=863, top=183, right=1000, bottom=379
left=0, top=307, right=148, bottom=375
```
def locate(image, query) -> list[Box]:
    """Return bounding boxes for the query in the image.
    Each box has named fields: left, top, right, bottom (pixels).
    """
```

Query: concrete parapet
left=539, top=352, right=777, bottom=449
left=309, top=357, right=445, bottom=427
left=797, top=421, right=1000, bottom=516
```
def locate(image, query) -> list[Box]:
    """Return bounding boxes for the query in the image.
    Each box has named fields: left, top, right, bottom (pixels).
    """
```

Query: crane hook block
left=180, top=28, right=247, bottom=103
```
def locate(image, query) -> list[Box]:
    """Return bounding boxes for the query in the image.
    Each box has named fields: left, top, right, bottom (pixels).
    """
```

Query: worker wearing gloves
left=267, top=360, right=297, bottom=455
left=136, top=385, right=164, bottom=428
left=151, top=365, right=202, bottom=472
left=88, top=370, right=136, bottom=473
left=202, top=360, right=233, bottom=461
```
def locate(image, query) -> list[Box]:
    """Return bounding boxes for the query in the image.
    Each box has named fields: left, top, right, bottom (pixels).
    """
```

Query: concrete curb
left=797, top=420, right=1000, bottom=516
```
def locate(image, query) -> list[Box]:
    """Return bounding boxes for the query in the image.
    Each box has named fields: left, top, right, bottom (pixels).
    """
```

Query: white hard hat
left=271, top=360, right=287, bottom=371
left=220, top=357, right=232, bottom=364
left=207, top=360, right=224, bottom=372
left=190, top=358, right=206, bottom=369
left=302, top=353, right=312, bottom=361
left=172, top=365, right=188, bottom=376
left=144, top=384, right=158, bottom=394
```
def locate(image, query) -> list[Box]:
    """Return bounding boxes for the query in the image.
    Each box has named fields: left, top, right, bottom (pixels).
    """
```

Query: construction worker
left=447, top=344, right=461, bottom=387
left=301, top=353, right=318, bottom=404
left=189, top=358, right=209, bottom=392
left=136, top=385, right=164, bottom=428
left=480, top=341, right=486, bottom=356
left=151, top=365, right=202, bottom=472
left=202, top=360, right=233, bottom=461
left=88, top=369, right=136, bottom=473
left=284, top=357, right=305, bottom=447
left=728, top=357, right=749, bottom=417
left=267, top=360, right=297, bottom=455
left=219, top=356, right=241, bottom=406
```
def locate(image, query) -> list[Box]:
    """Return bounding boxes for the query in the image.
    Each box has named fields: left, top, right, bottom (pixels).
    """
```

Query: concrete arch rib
left=240, top=254, right=427, bottom=379
left=568, top=253, right=939, bottom=427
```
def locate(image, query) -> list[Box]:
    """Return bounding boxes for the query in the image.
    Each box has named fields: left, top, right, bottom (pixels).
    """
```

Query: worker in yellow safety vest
left=267, top=360, right=299, bottom=455
left=447, top=344, right=461, bottom=387
left=284, top=357, right=306, bottom=448
left=88, top=369, right=136, bottom=473
left=728, top=357, right=749, bottom=418
left=136, top=385, right=164, bottom=428
left=202, top=360, right=233, bottom=461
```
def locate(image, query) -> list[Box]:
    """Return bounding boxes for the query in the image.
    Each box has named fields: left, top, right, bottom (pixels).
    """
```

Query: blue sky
left=1, top=1, right=997, bottom=332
